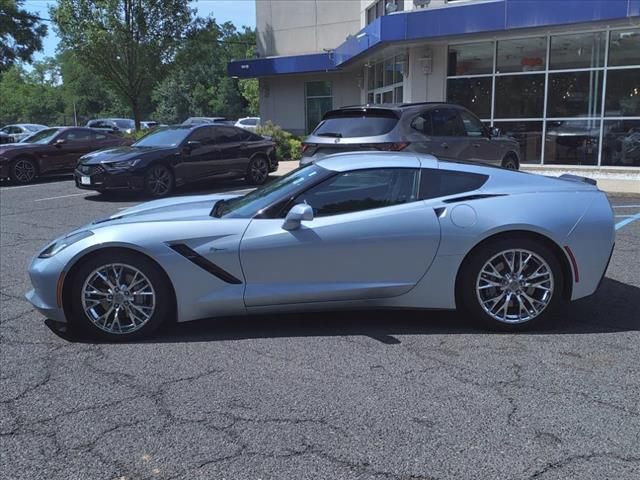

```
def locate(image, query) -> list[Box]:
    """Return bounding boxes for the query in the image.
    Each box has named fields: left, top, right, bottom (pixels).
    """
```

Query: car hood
left=79, top=146, right=175, bottom=165
left=89, top=193, right=244, bottom=228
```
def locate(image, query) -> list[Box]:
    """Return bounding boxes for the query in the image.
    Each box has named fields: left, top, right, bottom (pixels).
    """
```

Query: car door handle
left=440, top=142, right=449, bottom=149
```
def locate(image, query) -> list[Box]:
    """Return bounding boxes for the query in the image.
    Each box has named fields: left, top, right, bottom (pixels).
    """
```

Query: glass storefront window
left=448, top=42, right=494, bottom=76
left=550, top=32, right=606, bottom=70
left=493, top=121, right=543, bottom=164
left=367, top=66, right=375, bottom=90
left=394, top=56, right=406, bottom=84
left=544, top=120, right=600, bottom=165
left=394, top=86, right=403, bottom=103
left=602, top=119, right=640, bottom=167
left=446, top=77, right=491, bottom=119
left=375, top=62, right=383, bottom=89
left=496, top=37, right=546, bottom=73
left=605, top=69, right=640, bottom=117
left=305, top=82, right=332, bottom=134
left=608, top=29, right=640, bottom=67
left=367, top=54, right=406, bottom=105
left=494, top=74, right=545, bottom=118
left=384, top=59, right=394, bottom=86
left=547, top=71, right=603, bottom=117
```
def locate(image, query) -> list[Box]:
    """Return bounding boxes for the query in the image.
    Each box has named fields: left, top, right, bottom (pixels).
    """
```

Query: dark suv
left=301, top=103, right=520, bottom=169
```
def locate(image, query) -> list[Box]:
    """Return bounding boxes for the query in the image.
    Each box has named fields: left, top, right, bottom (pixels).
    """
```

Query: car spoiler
left=558, top=174, right=597, bottom=186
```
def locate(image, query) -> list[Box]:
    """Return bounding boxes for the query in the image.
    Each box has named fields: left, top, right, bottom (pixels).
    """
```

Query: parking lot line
left=615, top=212, right=640, bottom=230
left=33, top=192, right=90, bottom=202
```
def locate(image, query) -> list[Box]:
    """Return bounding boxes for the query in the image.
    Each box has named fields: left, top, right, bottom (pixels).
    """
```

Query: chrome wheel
left=503, top=158, right=518, bottom=170
left=13, top=159, right=36, bottom=183
left=81, top=263, right=156, bottom=334
left=249, top=157, right=268, bottom=184
left=146, top=166, right=172, bottom=196
left=475, top=249, right=554, bottom=324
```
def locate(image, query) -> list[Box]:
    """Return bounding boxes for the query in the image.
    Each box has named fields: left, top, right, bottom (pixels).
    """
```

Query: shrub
left=256, top=121, right=302, bottom=160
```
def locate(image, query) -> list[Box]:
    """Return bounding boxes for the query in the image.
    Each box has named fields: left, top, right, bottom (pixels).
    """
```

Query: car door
left=54, top=129, right=94, bottom=171
left=408, top=108, right=468, bottom=161
left=457, top=110, right=502, bottom=165
left=239, top=167, right=441, bottom=307
left=179, top=126, right=221, bottom=180
left=212, top=126, right=249, bottom=177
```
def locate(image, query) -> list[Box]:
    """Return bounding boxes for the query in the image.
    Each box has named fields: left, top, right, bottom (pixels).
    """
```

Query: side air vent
left=442, top=194, right=506, bottom=204
left=168, top=243, right=242, bottom=284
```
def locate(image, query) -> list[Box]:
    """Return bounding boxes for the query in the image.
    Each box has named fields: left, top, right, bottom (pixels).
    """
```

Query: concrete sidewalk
left=274, top=161, right=639, bottom=195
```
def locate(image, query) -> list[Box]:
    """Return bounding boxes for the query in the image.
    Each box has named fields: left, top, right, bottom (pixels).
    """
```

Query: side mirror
left=54, top=138, right=65, bottom=147
left=282, top=203, right=314, bottom=231
left=488, top=127, right=501, bottom=137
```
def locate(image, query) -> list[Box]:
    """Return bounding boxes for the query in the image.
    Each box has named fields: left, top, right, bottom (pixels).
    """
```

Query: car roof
left=316, top=151, right=438, bottom=171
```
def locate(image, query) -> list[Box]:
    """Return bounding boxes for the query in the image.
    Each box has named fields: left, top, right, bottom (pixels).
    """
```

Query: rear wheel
left=501, top=155, right=519, bottom=170
left=10, top=157, right=38, bottom=184
left=144, top=164, right=174, bottom=197
left=68, top=250, right=173, bottom=340
left=246, top=156, right=269, bottom=185
left=458, top=237, right=564, bottom=330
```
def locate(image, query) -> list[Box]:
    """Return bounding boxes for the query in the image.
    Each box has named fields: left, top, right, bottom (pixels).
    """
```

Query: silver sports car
left=26, top=153, right=615, bottom=340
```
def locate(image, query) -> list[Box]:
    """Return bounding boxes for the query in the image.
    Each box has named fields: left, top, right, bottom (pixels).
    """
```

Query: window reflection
left=494, top=75, right=545, bottom=118
left=602, top=120, right=640, bottom=167
left=547, top=71, right=603, bottom=117
left=446, top=77, right=491, bottom=118
left=550, top=32, right=606, bottom=70
left=605, top=69, right=640, bottom=117
left=493, top=121, right=543, bottom=163
left=497, top=37, right=546, bottom=73
left=545, top=120, right=600, bottom=165
left=609, top=29, right=640, bottom=67
left=448, top=42, right=494, bottom=76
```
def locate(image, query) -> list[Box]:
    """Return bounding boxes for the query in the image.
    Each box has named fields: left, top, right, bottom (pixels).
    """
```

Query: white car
left=1, top=124, right=47, bottom=142
left=235, top=117, right=261, bottom=132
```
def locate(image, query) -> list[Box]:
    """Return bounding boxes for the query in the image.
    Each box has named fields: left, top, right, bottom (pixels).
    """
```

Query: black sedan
left=74, top=124, right=278, bottom=197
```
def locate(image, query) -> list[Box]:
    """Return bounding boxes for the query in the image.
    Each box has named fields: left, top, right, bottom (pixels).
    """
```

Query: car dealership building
left=228, top=0, right=640, bottom=168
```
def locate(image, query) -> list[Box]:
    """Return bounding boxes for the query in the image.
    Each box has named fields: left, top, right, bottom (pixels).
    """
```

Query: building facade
left=229, top=0, right=640, bottom=168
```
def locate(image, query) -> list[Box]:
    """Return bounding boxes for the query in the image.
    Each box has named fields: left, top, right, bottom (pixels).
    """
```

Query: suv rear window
left=313, top=111, right=398, bottom=138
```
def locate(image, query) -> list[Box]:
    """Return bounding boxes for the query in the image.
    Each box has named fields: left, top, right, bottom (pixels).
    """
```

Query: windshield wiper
left=316, top=132, right=342, bottom=138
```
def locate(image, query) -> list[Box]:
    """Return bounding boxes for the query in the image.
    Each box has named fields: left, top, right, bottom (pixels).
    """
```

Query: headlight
left=38, top=231, right=94, bottom=258
left=108, top=158, right=141, bottom=169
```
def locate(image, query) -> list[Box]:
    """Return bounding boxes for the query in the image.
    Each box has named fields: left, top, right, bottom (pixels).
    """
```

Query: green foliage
left=51, top=0, right=193, bottom=128
left=256, top=121, right=302, bottom=161
left=239, top=79, right=259, bottom=116
left=0, top=0, right=48, bottom=72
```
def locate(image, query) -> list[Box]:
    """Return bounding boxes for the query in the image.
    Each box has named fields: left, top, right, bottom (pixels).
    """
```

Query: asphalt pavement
left=1, top=171, right=639, bottom=480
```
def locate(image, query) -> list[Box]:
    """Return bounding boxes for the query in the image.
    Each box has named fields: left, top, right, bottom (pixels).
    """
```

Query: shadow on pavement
left=45, top=277, right=639, bottom=345
left=0, top=174, right=73, bottom=187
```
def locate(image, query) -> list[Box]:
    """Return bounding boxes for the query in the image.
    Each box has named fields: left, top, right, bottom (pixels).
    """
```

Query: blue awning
left=228, top=0, right=639, bottom=78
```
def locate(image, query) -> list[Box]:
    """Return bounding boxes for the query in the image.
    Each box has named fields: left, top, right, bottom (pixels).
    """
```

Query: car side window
left=411, top=112, right=433, bottom=136
left=295, top=168, right=420, bottom=217
left=61, top=130, right=92, bottom=143
left=215, top=126, right=241, bottom=143
left=235, top=129, right=254, bottom=141
left=187, top=127, right=216, bottom=145
left=459, top=111, right=486, bottom=137
left=419, top=168, right=488, bottom=200
left=431, top=108, right=465, bottom=137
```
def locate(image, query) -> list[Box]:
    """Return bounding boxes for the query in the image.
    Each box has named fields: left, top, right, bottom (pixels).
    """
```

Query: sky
left=23, top=0, right=257, bottom=62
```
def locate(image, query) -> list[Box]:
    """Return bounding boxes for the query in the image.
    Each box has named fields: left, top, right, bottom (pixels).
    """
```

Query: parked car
left=0, top=131, right=13, bottom=145
left=0, top=123, right=47, bottom=142
left=235, top=117, right=261, bottom=132
left=27, top=152, right=614, bottom=340
left=74, top=124, right=278, bottom=197
left=0, top=127, right=130, bottom=184
left=182, top=117, right=233, bottom=126
left=86, top=118, right=135, bottom=134
left=300, top=103, right=520, bottom=169
left=141, top=121, right=160, bottom=130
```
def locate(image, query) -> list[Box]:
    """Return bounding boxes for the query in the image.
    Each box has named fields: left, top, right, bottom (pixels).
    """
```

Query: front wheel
left=68, top=251, right=173, bottom=340
left=10, top=157, right=38, bottom=184
left=246, top=156, right=269, bottom=185
left=501, top=155, right=519, bottom=170
left=144, top=164, right=174, bottom=197
left=458, top=237, right=564, bottom=330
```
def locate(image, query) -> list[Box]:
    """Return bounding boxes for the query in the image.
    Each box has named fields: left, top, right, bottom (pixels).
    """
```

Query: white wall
left=257, top=1, right=361, bottom=57
left=259, top=72, right=362, bottom=134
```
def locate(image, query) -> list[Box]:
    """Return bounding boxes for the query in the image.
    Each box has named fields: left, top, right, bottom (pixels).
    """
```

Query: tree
left=239, top=79, right=259, bottom=116
left=50, top=0, right=193, bottom=129
left=0, top=0, right=48, bottom=72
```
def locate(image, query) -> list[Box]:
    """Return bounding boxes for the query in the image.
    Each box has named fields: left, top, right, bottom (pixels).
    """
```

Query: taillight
left=376, top=142, right=410, bottom=151
left=301, top=143, right=315, bottom=154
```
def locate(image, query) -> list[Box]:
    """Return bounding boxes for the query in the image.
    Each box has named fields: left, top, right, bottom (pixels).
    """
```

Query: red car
left=0, top=127, right=130, bottom=184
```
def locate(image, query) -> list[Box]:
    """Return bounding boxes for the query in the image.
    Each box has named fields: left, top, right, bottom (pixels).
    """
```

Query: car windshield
left=25, top=124, right=43, bottom=132
left=114, top=119, right=135, bottom=129
left=133, top=127, right=191, bottom=147
left=22, top=128, right=60, bottom=144
left=212, top=165, right=331, bottom=219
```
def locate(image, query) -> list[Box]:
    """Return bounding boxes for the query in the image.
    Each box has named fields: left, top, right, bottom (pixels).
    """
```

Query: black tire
left=67, top=250, right=173, bottom=341
left=457, top=236, right=564, bottom=331
left=501, top=154, right=519, bottom=170
left=144, top=164, right=174, bottom=197
left=10, top=156, right=38, bottom=184
left=246, top=155, right=270, bottom=185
